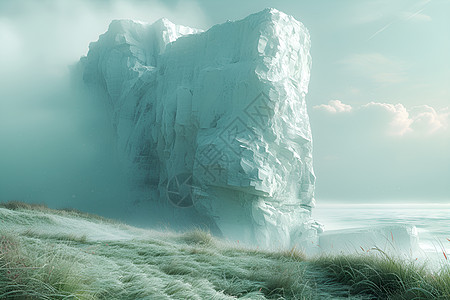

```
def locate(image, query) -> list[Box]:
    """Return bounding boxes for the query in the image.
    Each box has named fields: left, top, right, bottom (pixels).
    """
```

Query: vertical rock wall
left=79, top=8, right=322, bottom=249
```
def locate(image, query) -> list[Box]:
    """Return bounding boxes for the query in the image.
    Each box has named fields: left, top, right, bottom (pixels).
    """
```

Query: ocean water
left=312, top=202, right=450, bottom=263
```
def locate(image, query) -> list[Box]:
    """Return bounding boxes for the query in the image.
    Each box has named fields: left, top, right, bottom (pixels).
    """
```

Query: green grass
left=0, top=201, right=119, bottom=224
left=312, top=250, right=450, bottom=299
left=0, top=233, right=96, bottom=299
left=0, top=201, right=448, bottom=299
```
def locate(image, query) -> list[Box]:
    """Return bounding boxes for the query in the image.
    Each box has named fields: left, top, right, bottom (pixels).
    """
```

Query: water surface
left=313, top=202, right=450, bottom=263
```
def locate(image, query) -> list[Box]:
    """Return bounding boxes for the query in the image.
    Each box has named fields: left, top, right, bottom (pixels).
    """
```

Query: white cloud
left=361, top=102, right=412, bottom=136
left=313, top=100, right=352, bottom=113
left=313, top=100, right=449, bottom=136
left=409, top=105, right=449, bottom=134
left=340, top=53, right=407, bottom=84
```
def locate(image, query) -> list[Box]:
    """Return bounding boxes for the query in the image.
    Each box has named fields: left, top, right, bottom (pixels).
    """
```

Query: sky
left=0, top=0, right=448, bottom=208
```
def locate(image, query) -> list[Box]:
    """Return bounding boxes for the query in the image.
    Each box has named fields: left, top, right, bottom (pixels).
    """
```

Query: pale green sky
left=0, top=0, right=448, bottom=204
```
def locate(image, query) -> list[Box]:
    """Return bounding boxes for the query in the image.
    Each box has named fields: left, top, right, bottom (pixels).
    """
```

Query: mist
left=0, top=0, right=208, bottom=218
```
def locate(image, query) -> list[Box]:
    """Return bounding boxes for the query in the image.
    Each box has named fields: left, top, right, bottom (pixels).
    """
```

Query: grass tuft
left=311, top=252, right=450, bottom=299
left=180, top=228, right=214, bottom=246
left=21, top=230, right=88, bottom=243
left=0, top=200, right=119, bottom=224
left=0, top=201, right=48, bottom=211
left=0, top=232, right=97, bottom=299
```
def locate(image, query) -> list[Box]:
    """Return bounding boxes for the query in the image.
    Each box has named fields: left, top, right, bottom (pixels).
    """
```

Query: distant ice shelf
left=76, top=8, right=322, bottom=250
left=318, top=224, right=421, bottom=257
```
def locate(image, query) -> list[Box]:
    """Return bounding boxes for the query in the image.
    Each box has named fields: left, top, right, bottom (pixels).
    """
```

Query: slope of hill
left=1, top=202, right=448, bottom=299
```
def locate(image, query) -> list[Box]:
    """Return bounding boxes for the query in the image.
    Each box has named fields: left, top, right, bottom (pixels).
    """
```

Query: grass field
left=0, top=202, right=448, bottom=299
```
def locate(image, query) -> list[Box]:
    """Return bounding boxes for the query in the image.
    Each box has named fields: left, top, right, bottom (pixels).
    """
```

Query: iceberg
left=77, top=8, right=322, bottom=249
left=318, top=224, right=421, bottom=256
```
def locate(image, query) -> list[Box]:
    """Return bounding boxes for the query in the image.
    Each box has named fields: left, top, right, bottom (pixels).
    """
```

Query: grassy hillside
left=0, top=202, right=448, bottom=299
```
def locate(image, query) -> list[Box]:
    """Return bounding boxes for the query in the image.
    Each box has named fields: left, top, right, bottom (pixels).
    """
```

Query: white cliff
left=78, top=8, right=322, bottom=249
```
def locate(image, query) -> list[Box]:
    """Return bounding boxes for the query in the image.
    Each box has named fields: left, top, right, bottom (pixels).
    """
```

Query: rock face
left=78, top=8, right=322, bottom=249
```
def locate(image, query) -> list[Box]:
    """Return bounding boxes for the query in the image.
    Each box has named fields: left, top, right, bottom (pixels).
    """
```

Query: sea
left=312, top=202, right=450, bottom=266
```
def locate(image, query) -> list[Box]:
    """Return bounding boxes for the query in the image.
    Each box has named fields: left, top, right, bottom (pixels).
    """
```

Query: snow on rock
left=77, top=8, right=322, bottom=249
